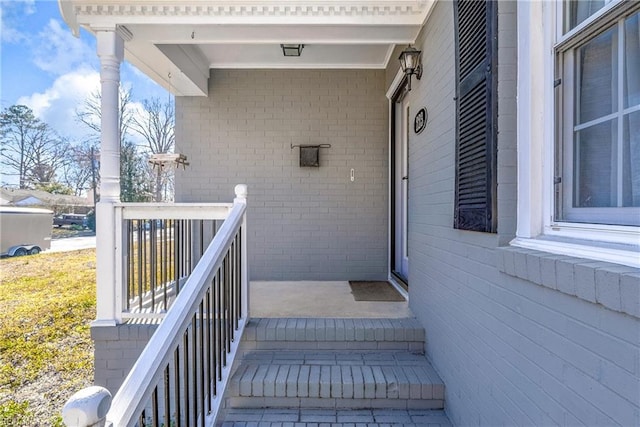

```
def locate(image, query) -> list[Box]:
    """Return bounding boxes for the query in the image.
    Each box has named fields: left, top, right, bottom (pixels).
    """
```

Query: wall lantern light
left=281, top=44, right=304, bottom=57
left=399, top=45, right=422, bottom=91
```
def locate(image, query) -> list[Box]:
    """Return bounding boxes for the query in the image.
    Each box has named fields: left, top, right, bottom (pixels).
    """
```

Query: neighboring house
left=0, top=188, right=93, bottom=214
left=59, top=1, right=639, bottom=426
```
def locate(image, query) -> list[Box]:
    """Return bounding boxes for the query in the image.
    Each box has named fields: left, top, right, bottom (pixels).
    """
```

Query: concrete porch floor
left=249, top=281, right=412, bottom=318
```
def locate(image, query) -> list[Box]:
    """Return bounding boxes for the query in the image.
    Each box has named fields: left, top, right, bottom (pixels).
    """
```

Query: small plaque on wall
left=414, top=107, right=428, bottom=135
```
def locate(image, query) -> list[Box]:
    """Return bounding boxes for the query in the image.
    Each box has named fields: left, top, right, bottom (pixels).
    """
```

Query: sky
left=0, top=0, right=169, bottom=145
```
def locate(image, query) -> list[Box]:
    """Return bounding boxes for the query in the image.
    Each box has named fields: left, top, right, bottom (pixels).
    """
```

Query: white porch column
left=94, top=29, right=124, bottom=326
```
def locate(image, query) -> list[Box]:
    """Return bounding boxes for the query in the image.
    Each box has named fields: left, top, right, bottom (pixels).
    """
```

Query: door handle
left=402, top=176, right=408, bottom=181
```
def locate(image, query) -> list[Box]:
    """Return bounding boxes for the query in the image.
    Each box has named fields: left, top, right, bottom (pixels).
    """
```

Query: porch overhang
left=58, top=0, right=435, bottom=96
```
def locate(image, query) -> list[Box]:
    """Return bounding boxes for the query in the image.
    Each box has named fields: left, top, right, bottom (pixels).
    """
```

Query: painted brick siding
left=398, top=2, right=640, bottom=426
left=92, top=324, right=158, bottom=395
left=175, top=69, right=388, bottom=281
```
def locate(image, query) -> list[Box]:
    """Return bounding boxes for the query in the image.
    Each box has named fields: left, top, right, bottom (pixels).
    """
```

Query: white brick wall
left=400, top=1, right=640, bottom=426
left=175, top=69, right=388, bottom=280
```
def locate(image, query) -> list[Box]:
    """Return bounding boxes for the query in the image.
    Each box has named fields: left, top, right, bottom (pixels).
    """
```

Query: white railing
left=64, top=185, right=249, bottom=427
left=114, top=201, right=235, bottom=321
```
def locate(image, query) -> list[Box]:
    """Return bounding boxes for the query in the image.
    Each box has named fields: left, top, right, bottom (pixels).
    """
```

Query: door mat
left=348, top=281, right=405, bottom=302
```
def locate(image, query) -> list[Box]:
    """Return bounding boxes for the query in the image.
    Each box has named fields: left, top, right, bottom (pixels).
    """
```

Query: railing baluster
left=164, top=365, right=170, bottom=427
left=150, top=220, right=157, bottom=311
left=126, top=220, right=132, bottom=311
left=238, top=227, right=242, bottom=320
left=179, top=220, right=184, bottom=284
left=161, top=220, right=166, bottom=310
left=138, top=221, right=144, bottom=312
left=235, top=233, right=240, bottom=327
left=175, top=220, right=181, bottom=294
left=144, top=221, right=148, bottom=298
left=186, top=220, right=189, bottom=279
left=230, top=242, right=235, bottom=332
left=182, top=220, right=187, bottom=291
left=174, top=347, right=181, bottom=427
left=221, top=262, right=227, bottom=367
left=212, top=274, right=218, bottom=393
left=191, top=313, right=197, bottom=427
left=151, top=386, right=159, bottom=427
left=185, top=220, right=189, bottom=282
left=236, top=234, right=240, bottom=325
left=165, top=220, right=169, bottom=309
left=198, top=302, right=205, bottom=427
left=226, top=252, right=232, bottom=351
left=199, top=219, right=204, bottom=257
left=135, top=220, right=138, bottom=311
left=183, top=331, right=190, bottom=427
left=216, top=269, right=222, bottom=381
left=205, top=288, right=212, bottom=412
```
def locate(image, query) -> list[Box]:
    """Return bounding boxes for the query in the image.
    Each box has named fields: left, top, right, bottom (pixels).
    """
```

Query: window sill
left=512, top=234, right=639, bottom=268
left=495, top=244, right=639, bottom=319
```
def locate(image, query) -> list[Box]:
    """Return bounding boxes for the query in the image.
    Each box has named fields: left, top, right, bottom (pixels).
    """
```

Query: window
left=556, top=1, right=640, bottom=226
left=453, top=0, right=498, bottom=233
left=512, top=0, right=638, bottom=268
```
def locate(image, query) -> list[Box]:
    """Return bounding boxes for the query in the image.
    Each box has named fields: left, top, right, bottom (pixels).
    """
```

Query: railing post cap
left=234, top=184, right=248, bottom=201
left=62, top=386, right=112, bottom=427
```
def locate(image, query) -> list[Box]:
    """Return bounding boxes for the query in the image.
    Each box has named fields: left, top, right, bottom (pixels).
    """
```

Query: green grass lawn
left=0, top=249, right=96, bottom=426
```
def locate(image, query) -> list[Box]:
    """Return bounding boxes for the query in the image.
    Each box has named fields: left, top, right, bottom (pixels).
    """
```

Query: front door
left=392, top=87, right=409, bottom=283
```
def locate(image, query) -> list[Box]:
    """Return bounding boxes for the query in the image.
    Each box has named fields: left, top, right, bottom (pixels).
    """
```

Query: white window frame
left=512, top=0, right=639, bottom=268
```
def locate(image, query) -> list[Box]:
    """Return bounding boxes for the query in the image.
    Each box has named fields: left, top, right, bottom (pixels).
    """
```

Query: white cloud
left=17, top=68, right=100, bottom=142
left=32, top=19, right=96, bottom=76
left=1, top=0, right=36, bottom=43
left=17, top=69, right=153, bottom=148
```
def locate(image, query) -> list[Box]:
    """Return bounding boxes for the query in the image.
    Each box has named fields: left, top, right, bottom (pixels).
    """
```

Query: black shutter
left=453, top=0, right=498, bottom=233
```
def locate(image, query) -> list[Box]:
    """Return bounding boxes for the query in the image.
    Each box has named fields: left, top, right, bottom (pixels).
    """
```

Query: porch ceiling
left=58, top=1, right=435, bottom=96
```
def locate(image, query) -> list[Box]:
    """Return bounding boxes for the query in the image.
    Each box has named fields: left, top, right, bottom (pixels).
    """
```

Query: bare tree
left=62, top=142, right=97, bottom=196
left=26, top=133, right=70, bottom=187
left=130, top=98, right=175, bottom=202
left=1, top=104, right=69, bottom=189
left=76, top=87, right=150, bottom=202
left=77, top=88, right=134, bottom=144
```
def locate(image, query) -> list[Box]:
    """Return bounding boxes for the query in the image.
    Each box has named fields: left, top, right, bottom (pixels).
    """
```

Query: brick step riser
left=225, top=396, right=444, bottom=410
left=229, top=366, right=443, bottom=400
left=242, top=318, right=426, bottom=353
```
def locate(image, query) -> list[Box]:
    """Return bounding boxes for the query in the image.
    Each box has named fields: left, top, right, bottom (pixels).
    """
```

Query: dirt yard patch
left=0, top=249, right=96, bottom=426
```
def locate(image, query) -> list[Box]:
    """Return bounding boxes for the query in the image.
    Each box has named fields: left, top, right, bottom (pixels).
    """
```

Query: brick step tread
left=220, top=408, right=452, bottom=426
left=229, top=352, right=444, bottom=401
left=243, top=318, right=425, bottom=344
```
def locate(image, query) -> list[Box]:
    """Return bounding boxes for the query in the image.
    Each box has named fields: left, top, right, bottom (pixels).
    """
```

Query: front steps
left=219, top=318, right=449, bottom=426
